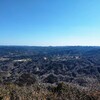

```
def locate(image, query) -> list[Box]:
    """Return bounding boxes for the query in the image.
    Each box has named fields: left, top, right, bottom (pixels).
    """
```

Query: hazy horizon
left=0, top=0, right=100, bottom=46
left=0, top=45, right=100, bottom=47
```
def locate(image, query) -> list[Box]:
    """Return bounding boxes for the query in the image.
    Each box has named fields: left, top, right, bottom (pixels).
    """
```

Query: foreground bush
left=0, top=83, right=99, bottom=100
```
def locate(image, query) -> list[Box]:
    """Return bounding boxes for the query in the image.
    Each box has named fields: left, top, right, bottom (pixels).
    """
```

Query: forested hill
left=0, top=46, right=100, bottom=100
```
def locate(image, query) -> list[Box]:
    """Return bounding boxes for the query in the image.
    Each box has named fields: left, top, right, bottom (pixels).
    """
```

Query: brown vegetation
left=0, top=83, right=99, bottom=100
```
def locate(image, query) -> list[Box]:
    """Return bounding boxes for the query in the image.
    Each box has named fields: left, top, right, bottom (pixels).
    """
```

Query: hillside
left=0, top=46, right=100, bottom=99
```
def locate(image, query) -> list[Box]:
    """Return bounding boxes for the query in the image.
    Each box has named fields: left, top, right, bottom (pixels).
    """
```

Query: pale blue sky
left=0, top=0, right=100, bottom=46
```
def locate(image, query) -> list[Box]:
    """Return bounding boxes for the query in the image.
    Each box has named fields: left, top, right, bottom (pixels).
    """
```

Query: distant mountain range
left=0, top=46, right=99, bottom=87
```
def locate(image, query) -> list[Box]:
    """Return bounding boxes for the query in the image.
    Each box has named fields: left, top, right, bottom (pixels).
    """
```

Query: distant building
left=43, top=57, right=47, bottom=60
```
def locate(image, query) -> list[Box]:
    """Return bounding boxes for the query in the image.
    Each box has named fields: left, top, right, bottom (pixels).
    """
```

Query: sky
left=0, top=0, right=100, bottom=46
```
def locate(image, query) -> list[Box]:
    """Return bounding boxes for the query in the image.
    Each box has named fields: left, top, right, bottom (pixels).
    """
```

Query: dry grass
left=0, top=83, right=99, bottom=100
